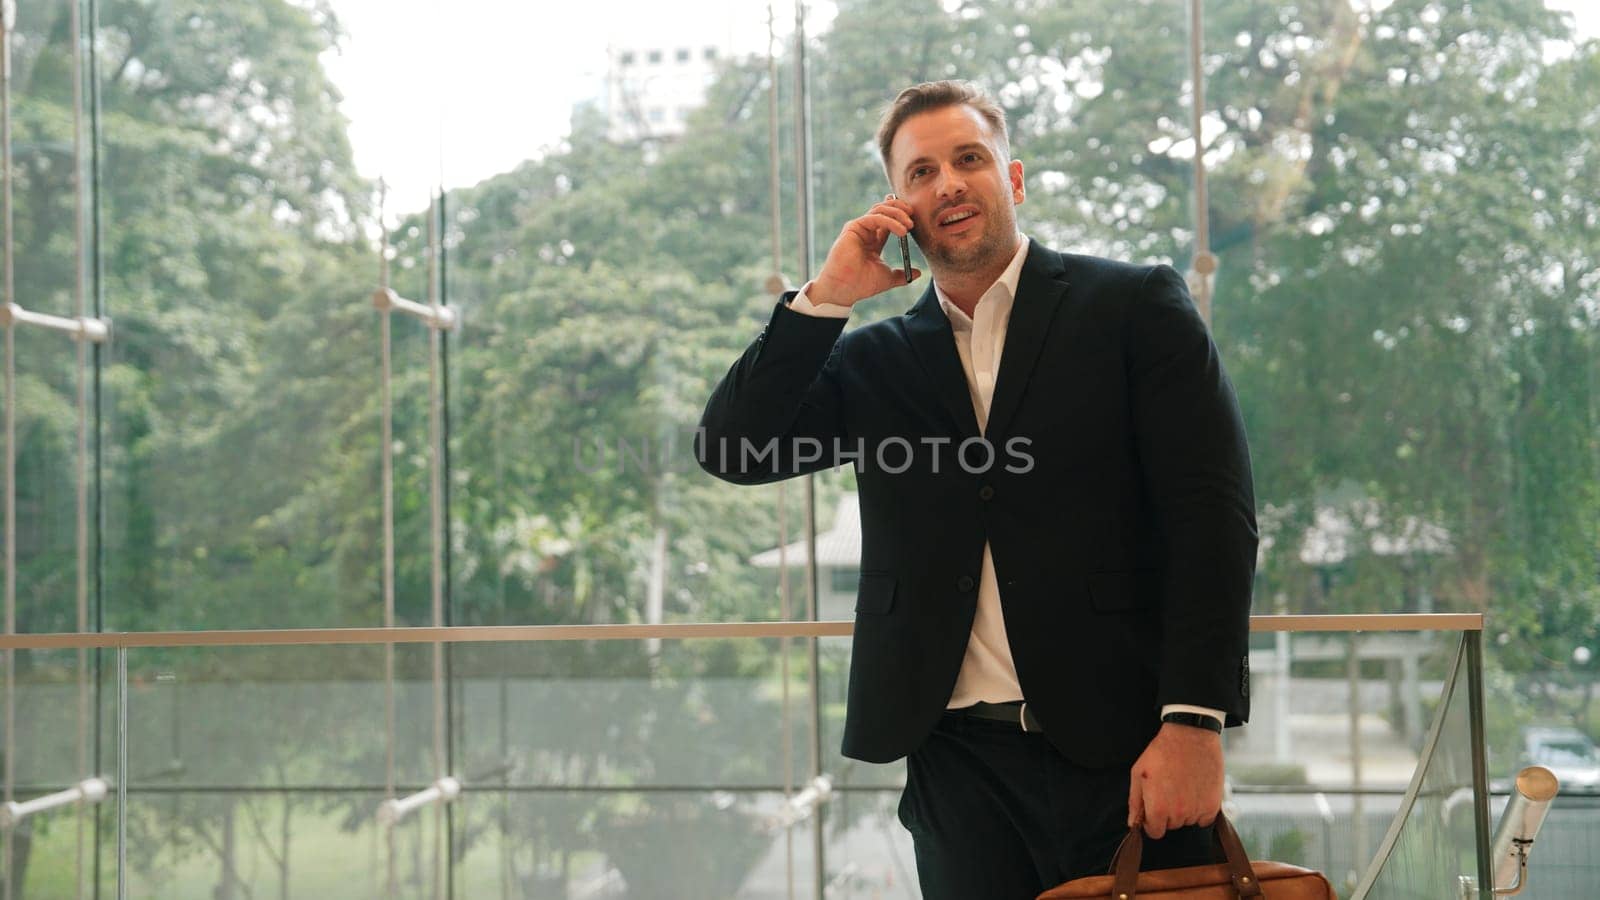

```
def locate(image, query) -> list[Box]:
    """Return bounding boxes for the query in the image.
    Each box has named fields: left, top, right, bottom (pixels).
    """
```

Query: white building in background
left=595, top=2, right=758, bottom=142
left=604, top=43, right=724, bottom=141
left=748, top=494, right=861, bottom=622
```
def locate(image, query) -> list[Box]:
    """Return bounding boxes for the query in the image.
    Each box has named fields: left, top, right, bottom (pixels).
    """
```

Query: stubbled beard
left=919, top=206, right=1013, bottom=273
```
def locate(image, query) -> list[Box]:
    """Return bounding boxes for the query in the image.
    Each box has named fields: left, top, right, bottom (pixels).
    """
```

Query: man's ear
left=1009, top=159, right=1025, bottom=205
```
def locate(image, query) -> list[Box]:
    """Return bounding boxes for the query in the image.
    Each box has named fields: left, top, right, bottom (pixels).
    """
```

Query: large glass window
left=93, top=0, right=400, bottom=631
left=441, top=1, right=807, bottom=629
left=10, top=0, right=84, bottom=636
left=1, top=0, right=1595, bottom=895
left=1214, top=0, right=1599, bottom=782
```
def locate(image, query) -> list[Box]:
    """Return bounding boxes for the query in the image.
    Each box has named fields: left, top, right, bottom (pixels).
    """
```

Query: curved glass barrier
left=1351, top=633, right=1491, bottom=899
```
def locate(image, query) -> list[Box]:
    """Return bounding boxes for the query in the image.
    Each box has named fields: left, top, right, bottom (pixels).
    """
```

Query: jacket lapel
left=903, top=284, right=982, bottom=440
left=902, top=241, right=1072, bottom=442
left=985, top=241, right=1070, bottom=441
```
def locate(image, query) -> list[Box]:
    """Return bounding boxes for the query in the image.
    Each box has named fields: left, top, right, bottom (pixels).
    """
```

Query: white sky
left=319, top=0, right=806, bottom=214
left=1545, top=0, right=1600, bottom=52
left=321, top=0, right=1599, bottom=217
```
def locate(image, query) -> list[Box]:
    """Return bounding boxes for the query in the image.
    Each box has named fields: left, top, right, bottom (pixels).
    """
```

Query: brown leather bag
left=1036, top=812, right=1337, bottom=899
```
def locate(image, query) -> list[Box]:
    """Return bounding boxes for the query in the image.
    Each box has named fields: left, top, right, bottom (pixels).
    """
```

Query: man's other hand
left=1126, top=722, right=1224, bottom=840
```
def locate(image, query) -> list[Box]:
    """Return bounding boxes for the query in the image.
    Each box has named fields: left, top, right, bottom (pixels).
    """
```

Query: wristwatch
left=1161, top=711, right=1223, bottom=733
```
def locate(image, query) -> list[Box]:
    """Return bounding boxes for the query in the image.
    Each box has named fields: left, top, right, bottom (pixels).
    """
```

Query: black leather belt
left=952, top=700, right=1042, bottom=733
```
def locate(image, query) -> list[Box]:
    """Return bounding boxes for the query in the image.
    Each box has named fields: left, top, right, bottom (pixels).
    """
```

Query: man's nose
left=934, top=165, right=967, bottom=200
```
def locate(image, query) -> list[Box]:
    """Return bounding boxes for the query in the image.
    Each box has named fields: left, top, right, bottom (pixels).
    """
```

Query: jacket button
left=956, top=575, right=975, bottom=592
left=978, top=484, right=994, bottom=501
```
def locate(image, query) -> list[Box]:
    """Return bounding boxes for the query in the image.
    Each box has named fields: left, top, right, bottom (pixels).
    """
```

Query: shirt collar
left=936, top=234, right=1031, bottom=330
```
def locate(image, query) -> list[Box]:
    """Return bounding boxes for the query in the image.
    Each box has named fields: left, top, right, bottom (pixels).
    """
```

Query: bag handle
left=1109, top=811, right=1264, bottom=899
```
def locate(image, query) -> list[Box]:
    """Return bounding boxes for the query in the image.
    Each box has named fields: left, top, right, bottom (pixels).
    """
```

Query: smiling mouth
left=938, top=209, right=979, bottom=228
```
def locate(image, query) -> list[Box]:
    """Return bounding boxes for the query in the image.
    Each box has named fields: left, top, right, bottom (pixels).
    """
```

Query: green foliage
left=1269, top=827, right=1310, bottom=867
left=1238, top=824, right=1309, bottom=867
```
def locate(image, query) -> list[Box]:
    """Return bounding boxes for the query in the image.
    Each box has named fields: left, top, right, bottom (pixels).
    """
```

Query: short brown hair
left=876, top=80, right=1011, bottom=182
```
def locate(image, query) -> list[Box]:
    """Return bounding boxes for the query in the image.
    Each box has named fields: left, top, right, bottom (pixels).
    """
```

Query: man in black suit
left=695, top=81, right=1257, bottom=898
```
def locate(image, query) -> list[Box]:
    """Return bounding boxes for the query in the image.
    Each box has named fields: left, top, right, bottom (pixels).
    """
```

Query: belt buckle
left=1019, top=702, right=1031, bottom=733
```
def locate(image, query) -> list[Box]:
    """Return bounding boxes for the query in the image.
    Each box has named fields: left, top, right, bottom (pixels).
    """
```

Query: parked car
left=1520, top=726, right=1600, bottom=792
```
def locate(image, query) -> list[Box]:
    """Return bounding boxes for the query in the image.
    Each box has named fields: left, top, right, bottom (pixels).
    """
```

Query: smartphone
left=888, top=193, right=912, bottom=283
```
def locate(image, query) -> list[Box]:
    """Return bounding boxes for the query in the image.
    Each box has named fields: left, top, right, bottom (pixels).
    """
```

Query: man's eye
left=963, top=153, right=981, bottom=163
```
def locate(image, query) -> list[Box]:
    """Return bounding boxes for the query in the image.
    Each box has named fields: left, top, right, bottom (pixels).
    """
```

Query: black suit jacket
left=695, top=241, right=1257, bottom=768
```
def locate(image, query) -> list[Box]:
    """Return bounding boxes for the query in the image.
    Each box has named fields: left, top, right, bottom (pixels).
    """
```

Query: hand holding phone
left=807, top=195, right=919, bottom=308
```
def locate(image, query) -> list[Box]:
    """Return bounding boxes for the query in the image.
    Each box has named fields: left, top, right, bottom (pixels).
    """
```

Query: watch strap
left=1162, top=711, right=1223, bottom=733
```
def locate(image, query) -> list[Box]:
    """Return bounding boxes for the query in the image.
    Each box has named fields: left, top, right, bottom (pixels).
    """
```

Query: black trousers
left=896, top=709, right=1217, bottom=899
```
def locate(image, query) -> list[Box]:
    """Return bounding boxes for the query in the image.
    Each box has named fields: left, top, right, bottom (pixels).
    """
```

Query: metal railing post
left=1466, top=630, right=1493, bottom=898
left=116, top=646, right=127, bottom=900
left=792, top=2, right=825, bottom=896
left=372, top=185, right=459, bottom=899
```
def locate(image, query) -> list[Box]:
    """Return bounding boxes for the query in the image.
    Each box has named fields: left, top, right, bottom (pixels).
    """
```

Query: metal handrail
left=1490, top=767, right=1559, bottom=896
left=0, top=613, right=1482, bottom=651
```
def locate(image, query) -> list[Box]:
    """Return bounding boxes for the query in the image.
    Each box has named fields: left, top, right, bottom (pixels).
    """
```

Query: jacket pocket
left=855, top=572, right=897, bottom=615
left=1085, top=571, right=1157, bottom=612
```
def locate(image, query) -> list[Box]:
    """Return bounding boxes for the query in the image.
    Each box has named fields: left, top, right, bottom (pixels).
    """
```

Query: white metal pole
left=1187, top=0, right=1217, bottom=322
left=1, top=4, right=16, bottom=894
left=377, top=180, right=399, bottom=899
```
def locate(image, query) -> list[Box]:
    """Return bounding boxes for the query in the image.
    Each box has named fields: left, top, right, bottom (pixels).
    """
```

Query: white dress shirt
left=788, top=236, right=1224, bottom=728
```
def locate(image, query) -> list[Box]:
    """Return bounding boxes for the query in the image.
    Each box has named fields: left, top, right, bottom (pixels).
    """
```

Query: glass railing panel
left=819, top=787, right=916, bottom=897
left=1224, top=788, right=1399, bottom=891
left=120, top=789, right=442, bottom=900
left=7, top=811, right=114, bottom=899
left=6, top=650, right=105, bottom=789
left=107, top=637, right=824, bottom=894
left=449, top=789, right=818, bottom=899
left=818, top=623, right=1491, bottom=897
left=1224, top=628, right=1462, bottom=893
left=4, top=620, right=1508, bottom=896
left=452, top=639, right=811, bottom=789
left=0, top=649, right=114, bottom=898
left=121, top=644, right=452, bottom=790
left=815, top=631, right=910, bottom=894
left=1352, top=635, right=1483, bottom=898
left=118, top=643, right=444, bottom=896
